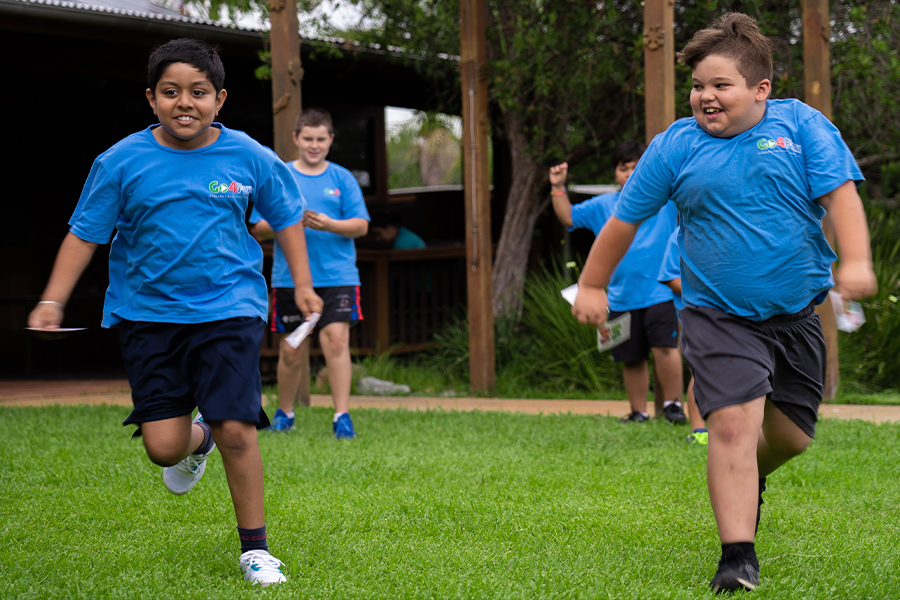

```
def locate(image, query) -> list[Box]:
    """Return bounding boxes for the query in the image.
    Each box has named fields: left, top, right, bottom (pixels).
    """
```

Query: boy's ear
left=755, top=79, right=772, bottom=102
left=145, top=88, right=157, bottom=115
left=215, top=88, right=227, bottom=116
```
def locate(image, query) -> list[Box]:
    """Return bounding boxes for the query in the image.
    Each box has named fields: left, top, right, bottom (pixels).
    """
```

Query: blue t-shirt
left=657, top=227, right=683, bottom=312
left=69, top=125, right=306, bottom=327
left=254, top=162, right=369, bottom=288
left=614, top=99, right=863, bottom=321
left=394, top=226, right=426, bottom=249
left=569, top=192, right=676, bottom=311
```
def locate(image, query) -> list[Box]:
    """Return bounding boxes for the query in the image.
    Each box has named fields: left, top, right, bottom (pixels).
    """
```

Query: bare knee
left=766, top=431, right=811, bottom=457
left=143, top=437, right=189, bottom=466
left=211, top=421, right=256, bottom=456
left=279, top=341, right=306, bottom=368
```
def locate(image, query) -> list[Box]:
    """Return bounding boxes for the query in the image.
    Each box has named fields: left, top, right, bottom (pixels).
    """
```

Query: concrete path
left=2, top=378, right=899, bottom=424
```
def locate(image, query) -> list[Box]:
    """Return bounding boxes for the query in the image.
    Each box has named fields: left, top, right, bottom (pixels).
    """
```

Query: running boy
left=657, top=226, right=707, bottom=444
left=251, top=108, right=370, bottom=439
left=27, top=39, right=322, bottom=586
left=550, top=143, right=686, bottom=424
left=572, top=14, right=876, bottom=592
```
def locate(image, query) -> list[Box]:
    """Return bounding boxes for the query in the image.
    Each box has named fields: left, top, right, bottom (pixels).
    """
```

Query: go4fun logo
left=756, top=136, right=802, bottom=153
left=209, top=180, right=254, bottom=194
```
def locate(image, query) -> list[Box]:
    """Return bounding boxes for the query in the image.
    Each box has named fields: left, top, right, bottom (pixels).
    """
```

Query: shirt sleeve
left=339, top=169, right=370, bottom=221
left=252, top=160, right=306, bottom=231
left=796, top=103, right=864, bottom=200
left=68, top=159, right=122, bottom=244
left=614, top=135, right=677, bottom=224
left=569, top=194, right=613, bottom=233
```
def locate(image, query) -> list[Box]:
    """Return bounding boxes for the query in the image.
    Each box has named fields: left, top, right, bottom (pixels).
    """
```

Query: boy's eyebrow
left=157, top=79, right=215, bottom=88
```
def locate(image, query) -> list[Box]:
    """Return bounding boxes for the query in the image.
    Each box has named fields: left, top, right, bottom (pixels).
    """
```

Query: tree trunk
left=491, top=112, right=547, bottom=317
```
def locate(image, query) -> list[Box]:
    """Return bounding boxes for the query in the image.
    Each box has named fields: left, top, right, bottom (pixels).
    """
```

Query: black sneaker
left=662, top=402, right=688, bottom=424
left=756, top=477, right=767, bottom=534
left=710, top=549, right=760, bottom=594
left=620, top=410, right=650, bottom=423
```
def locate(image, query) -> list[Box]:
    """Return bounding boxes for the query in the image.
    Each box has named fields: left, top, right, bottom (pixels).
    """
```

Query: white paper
left=829, top=291, right=865, bottom=333
left=560, top=284, right=579, bottom=306
left=284, top=313, right=321, bottom=348
left=26, top=327, right=87, bottom=332
left=596, top=312, right=631, bottom=353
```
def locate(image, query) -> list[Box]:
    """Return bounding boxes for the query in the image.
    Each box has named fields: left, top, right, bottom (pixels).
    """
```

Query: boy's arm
left=28, top=233, right=100, bottom=329
left=572, top=217, right=640, bottom=326
left=275, top=222, right=324, bottom=317
left=249, top=218, right=275, bottom=241
left=816, top=180, right=877, bottom=300
left=663, top=277, right=682, bottom=296
left=301, top=213, right=369, bottom=238
left=549, top=162, right=573, bottom=228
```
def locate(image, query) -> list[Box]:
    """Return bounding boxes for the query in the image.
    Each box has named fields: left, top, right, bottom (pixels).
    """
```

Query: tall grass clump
left=838, top=205, right=900, bottom=392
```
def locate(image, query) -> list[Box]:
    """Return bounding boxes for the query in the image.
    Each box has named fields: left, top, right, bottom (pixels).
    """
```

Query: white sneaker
left=239, top=550, right=287, bottom=586
left=162, top=412, right=215, bottom=495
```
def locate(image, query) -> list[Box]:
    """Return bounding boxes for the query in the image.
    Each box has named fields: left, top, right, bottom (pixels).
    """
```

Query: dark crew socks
left=238, top=525, right=268, bottom=554
left=193, top=421, right=214, bottom=456
left=720, top=542, right=758, bottom=568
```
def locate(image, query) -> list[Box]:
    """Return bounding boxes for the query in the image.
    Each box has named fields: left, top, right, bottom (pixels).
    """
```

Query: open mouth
left=703, top=107, right=723, bottom=117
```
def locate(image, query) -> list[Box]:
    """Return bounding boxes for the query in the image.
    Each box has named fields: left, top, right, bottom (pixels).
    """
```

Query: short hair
left=612, top=141, right=646, bottom=167
left=678, top=13, right=773, bottom=88
left=295, top=108, right=334, bottom=134
left=148, top=39, right=225, bottom=93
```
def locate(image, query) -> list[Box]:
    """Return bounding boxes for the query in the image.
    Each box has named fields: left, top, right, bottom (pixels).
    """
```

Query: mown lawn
left=1, top=405, right=898, bottom=599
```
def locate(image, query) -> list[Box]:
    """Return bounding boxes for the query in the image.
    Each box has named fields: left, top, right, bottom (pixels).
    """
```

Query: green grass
left=1, top=405, right=899, bottom=599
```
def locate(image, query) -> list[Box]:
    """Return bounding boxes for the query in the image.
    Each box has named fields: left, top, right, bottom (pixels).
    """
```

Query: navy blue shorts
left=271, top=286, right=363, bottom=333
left=681, top=303, right=824, bottom=438
left=120, top=317, right=270, bottom=431
left=608, top=300, right=680, bottom=363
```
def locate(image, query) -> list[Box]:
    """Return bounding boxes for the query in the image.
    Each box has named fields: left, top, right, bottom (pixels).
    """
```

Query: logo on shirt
left=324, top=188, right=341, bottom=196
left=208, top=180, right=254, bottom=194
left=756, top=136, right=802, bottom=154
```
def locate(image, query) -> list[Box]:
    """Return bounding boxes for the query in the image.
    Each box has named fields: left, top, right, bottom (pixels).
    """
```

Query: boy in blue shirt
left=27, top=39, right=322, bottom=586
left=657, top=226, right=707, bottom=445
left=550, top=143, right=686, bottom=425
left=251, top=108, right=370, bottom=439
left=572, top=14, right=876, bottom=592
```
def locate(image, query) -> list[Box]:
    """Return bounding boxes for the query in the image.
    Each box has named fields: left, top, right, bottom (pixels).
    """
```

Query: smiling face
left=293, top=125, right=334, bottom=173
left=145, top=62, right=226, bottom=150
left=690, top=54, right=770, bottom=138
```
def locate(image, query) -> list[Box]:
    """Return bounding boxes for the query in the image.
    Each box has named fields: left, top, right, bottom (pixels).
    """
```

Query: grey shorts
left=680, top=303, right=825, bottom=437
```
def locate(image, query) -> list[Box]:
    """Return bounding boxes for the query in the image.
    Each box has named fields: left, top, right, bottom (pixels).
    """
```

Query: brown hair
left=294, top=108, right=333, bottom=134
left=678, top=13, right=773, bottom=89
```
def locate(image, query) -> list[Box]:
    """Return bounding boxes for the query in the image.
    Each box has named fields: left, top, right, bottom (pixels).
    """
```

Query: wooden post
left=269, top=0, right=309, bottom=406
left=643, top=0, right=675, bottom=414
left=803, top=0, right=839, bottom=399
left=643, top=0, right=675, bottom=143
left=460, top=0, right=495, bottom=393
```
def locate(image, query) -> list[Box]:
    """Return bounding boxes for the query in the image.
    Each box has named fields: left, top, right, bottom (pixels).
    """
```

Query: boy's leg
left=277, top=334, right=309, bottom=412
left=319, top=321, right=352, bottom=415
left=622, top=359, right=649, bottom=414
left=210, top=420, right=266, bottom=528
left=706, top=397, right=766, bottom=543
left=141, top=415, right=204, bottom=466
left=757, top=399, right=811, bottom=477
left=686, top=378, right=704, bottom=430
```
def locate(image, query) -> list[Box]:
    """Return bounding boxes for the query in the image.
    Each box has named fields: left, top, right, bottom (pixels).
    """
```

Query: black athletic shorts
left=681, top=302, right=824, bottom=438
left=608, top=300, right=680, bottom=363
left=120, top=317, right=270, bottom=431
left=271, top=286, right=363, bottom=333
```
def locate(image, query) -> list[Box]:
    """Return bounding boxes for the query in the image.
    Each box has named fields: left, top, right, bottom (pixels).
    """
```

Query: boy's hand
left=28, top=302, right=64, bottom=330
left=301, top=211, right=335, bottom=232
left=572, top=285, right=609, bottom=327
left=294, top=285, right=324, bottom=318
left=549, top=163, right=568, bottom=188
left=834, top=260, right=877, bottom=301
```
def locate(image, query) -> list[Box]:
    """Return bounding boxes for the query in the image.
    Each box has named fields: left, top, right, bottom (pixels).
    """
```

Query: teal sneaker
left=687, top=428, right=709, bottom=445
left=267, top=409, right=294, bottom=432
left=333, top=413, right=357, bottom=439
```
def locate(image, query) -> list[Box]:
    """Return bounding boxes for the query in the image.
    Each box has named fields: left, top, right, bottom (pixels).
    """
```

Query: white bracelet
left=38, top=301, right=65, bottom=308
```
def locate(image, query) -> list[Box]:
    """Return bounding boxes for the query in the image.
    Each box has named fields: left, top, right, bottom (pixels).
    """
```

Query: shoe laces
left=176, top=454, right=203, bottom=474
left=243, top=550, right=284, bottom=575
